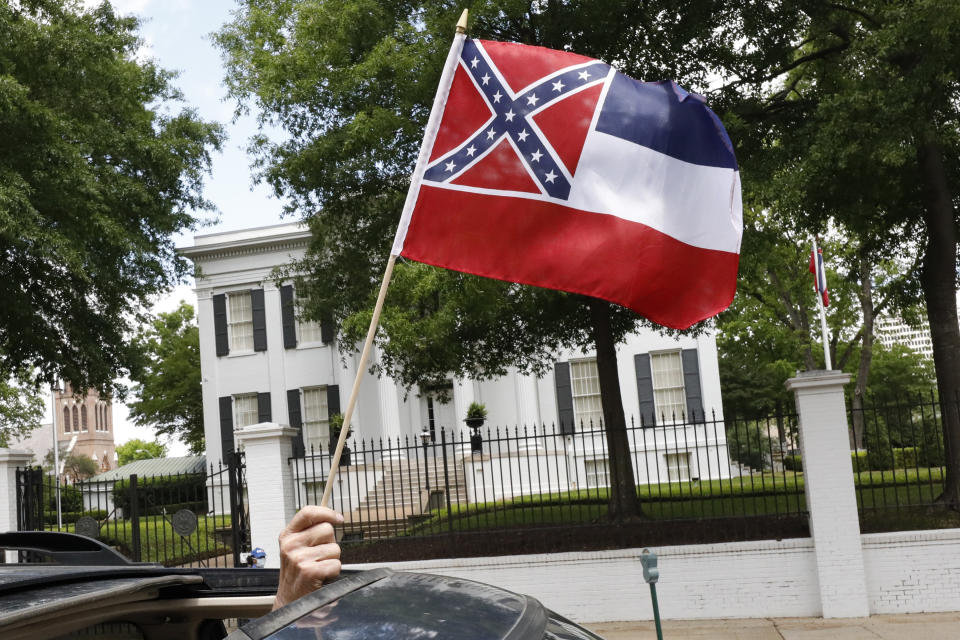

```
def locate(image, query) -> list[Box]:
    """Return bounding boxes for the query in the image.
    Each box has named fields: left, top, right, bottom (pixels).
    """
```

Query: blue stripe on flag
left=596, top=73, right=737, bottom=170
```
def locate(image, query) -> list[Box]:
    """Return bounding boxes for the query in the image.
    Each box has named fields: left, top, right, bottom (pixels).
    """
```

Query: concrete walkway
left=585, top=612, right=960, bottom=639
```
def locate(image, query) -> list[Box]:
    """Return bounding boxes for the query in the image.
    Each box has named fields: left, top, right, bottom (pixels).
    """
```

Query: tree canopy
left=127, top=302, right=204, bottom=454
left=116, top=438, right=169, bottom=467
left=0, top=378, right=45, bottom=447
left=0, top=0, right=222, bottom=393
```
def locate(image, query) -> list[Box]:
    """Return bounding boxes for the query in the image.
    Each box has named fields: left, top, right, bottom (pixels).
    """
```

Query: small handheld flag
left=392, top=38, right=742, bottom=330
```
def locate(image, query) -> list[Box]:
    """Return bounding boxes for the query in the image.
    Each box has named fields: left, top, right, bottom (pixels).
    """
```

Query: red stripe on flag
left=400, top=186, right=739, bottom=329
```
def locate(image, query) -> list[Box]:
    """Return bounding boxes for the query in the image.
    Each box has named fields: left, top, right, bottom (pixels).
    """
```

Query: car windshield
left=264, top=572, right=534, bottom=640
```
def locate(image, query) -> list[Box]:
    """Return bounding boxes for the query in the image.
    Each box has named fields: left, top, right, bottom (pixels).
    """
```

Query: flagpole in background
left=811, top=236, right=832, bottom=370
left=320, top=9, right=469, bottom=508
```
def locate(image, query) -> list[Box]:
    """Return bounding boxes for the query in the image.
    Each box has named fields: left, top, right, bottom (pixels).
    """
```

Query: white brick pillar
left=0, top=449, right=36, bottom=562
left=235, top=423, right=299, bottom=569
left=785, top=370, right=869, bottom=618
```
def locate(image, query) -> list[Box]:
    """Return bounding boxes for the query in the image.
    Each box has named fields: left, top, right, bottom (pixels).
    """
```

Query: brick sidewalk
left=585, top=612, right=960, bottom=639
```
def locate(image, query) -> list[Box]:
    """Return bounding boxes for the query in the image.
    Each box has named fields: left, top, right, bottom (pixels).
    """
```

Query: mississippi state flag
left=392, top=39, right=742, bottom=329
left=809, top=245, right=829, bottom=307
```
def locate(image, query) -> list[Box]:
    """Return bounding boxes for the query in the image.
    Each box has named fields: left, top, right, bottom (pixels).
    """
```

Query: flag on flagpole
left=392, top=39, right=742, bottom=329
left=809, top=243, right=829, bottom=307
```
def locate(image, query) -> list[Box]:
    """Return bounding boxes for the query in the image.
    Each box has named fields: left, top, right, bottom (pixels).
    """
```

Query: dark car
left=0, top=532, right=604, bottom=640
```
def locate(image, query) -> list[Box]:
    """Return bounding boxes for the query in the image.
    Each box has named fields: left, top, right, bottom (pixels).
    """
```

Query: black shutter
left=219, top=396, right=234, bottom=455
left=251, top=288, right=267, bottom=352
left=634, top=354, right=656, bottom=426
left=287, top=389, right=304, bottom=457
left=280, top=285, right=297, bottom=349
left=213, top=294, right=229, bottom=356
left=554, top=362, right=574, bottom=434
left=320, top=312, right=335, bottom=344
left=257, top=392, right=272, bottom=423
left=327, top=385, right=341, bottom=417
left=682, top=348, right=705, bottom=423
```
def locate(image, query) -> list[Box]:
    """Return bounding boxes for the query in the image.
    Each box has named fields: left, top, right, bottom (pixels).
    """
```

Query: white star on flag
left=504, top=109, right=515, bottom=122
left=466, top=145, right=476, bottom=156
left=544, top=170, right=557, bottom=183
left=486, top=128, right=496, bottom=140
left=481, top=73, right=490, bottom=85
left=517, top=129, right=529, bottom=141
left=552, top=79, right=565, bottom=92
left=470, top=57, right=479, bottom=68
left=492, top=91, right=502, bottom=103
left=527, top=94, right=539, bottom=106
left=530, top=149, right=543, bottom=162
left=445, top=160, right=456, bottom=172
left=578, top=70, right=590, bottom=80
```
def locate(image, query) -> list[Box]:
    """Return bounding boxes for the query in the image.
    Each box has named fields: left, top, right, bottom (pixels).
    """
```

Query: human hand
left=273, top=506, right=344, bottom=610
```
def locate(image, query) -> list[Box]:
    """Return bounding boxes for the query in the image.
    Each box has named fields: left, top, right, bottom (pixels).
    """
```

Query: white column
left=514, top=371, right=541, bottom=427
left=454, top=377, right=476, bottom=427
left=235, top=423, right=299, bottom=569
left=377, top=354, right=405, bottom=460
left=785, top=370, right=869, bottom=618
left=0, top=449, right=36, bottom=562
left=196, top=287, right=223, bottom=465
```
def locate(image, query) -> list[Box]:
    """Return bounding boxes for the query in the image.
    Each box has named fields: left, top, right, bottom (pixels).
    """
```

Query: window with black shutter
left=681, top=348, right=705, bottom=423
left=634, top=354, right=656, bottom=426
left=213, top=294, right=229, bottom=356
left=554, top=362, right=574, bottom=434
left=287, top=389, right=304, bottom=457
left=280, top=285, right=297, bottom=349
left=257, top=392, right=272, bottom=423
left=219, top=396, right=234, bottom=454
left=251, top=288, right=267, bottom=352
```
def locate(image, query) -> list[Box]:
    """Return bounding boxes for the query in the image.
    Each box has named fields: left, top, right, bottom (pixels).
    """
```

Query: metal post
left=641, top=548, right=662, bottom=640
left=441, top=428, right=453, bottom=535
left=50, top=382, right=62, bottom=529
left=226, top=452, right=242, bottom=568
left=129, top=474, right=141, bottom=562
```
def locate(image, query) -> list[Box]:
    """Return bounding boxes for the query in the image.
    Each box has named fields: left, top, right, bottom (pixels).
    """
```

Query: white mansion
left=181, top=223, right=730, bottom=496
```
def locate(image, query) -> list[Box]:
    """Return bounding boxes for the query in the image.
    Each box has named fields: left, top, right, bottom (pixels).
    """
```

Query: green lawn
left=50, top=513, right=234, bottom=566
left=407, top=467, right=953, bottom=536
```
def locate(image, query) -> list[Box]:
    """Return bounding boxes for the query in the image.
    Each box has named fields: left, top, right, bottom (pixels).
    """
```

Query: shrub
left=113, top=473, right=208, bottom=516
left=42, top=482, right=83, bottom=512
left=43, top=509, right=108, bottom=526
left=783, top=455, right=803, bottom=472
left=726, top=421, right=777, bottom=470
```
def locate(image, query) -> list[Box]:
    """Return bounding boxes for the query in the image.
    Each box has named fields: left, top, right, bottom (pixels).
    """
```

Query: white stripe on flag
left=567, top=131, right=742, bottom=254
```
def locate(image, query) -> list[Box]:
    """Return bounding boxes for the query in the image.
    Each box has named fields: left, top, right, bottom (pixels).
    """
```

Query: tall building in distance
left=875, top=316, right=933, bottom=359
left=55, top=383, right=117, bottom=475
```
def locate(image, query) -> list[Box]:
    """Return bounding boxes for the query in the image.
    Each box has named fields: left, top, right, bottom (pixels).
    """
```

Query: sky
left=75, top=0, right=290, bottom=456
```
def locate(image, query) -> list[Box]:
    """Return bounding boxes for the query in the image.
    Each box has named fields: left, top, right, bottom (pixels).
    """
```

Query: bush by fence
left=43, top=509, right=108, bottom=526
left=112, top=473, right=207, bottom=516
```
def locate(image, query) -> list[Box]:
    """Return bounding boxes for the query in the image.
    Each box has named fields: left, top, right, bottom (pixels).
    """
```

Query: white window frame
left=665, top=452, right=691, bottom=482
left=233, top=393, right=259, bottom=430
left=226, top=290, right=255, bottom=354
left=297, top=313, right=325, bottom=346
left=584, top=458, right=610, bottom=489
left=302, top=386, right=330, bottom=452
left=650, top=350, right=687, bottom=423
left=570, top=358, right=603, bottom=430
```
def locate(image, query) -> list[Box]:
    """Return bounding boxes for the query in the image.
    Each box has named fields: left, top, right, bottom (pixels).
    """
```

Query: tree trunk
left=851, top=247, right=875, bottom=450
left=917, top=134, right=960, bottom=510
left=589, top=298, right=642, bottom=521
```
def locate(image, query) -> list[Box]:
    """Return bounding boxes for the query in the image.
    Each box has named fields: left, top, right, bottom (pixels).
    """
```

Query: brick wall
left=864, top=530, right=960, bottom=614
left=347, top=530, right=960, bottom=622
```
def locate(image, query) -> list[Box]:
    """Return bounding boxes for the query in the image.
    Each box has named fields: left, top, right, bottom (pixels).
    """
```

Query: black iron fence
left=848, top=392, right=959, bottom=532
left=13, top=453, right=250, bottom=567
left=291, top=410, right=812, bottom=561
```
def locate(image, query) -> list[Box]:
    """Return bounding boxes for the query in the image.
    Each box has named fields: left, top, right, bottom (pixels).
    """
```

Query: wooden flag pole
left=320, top=253, right=397, bottom=507
left=320, top=9, right=469, bottom=508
